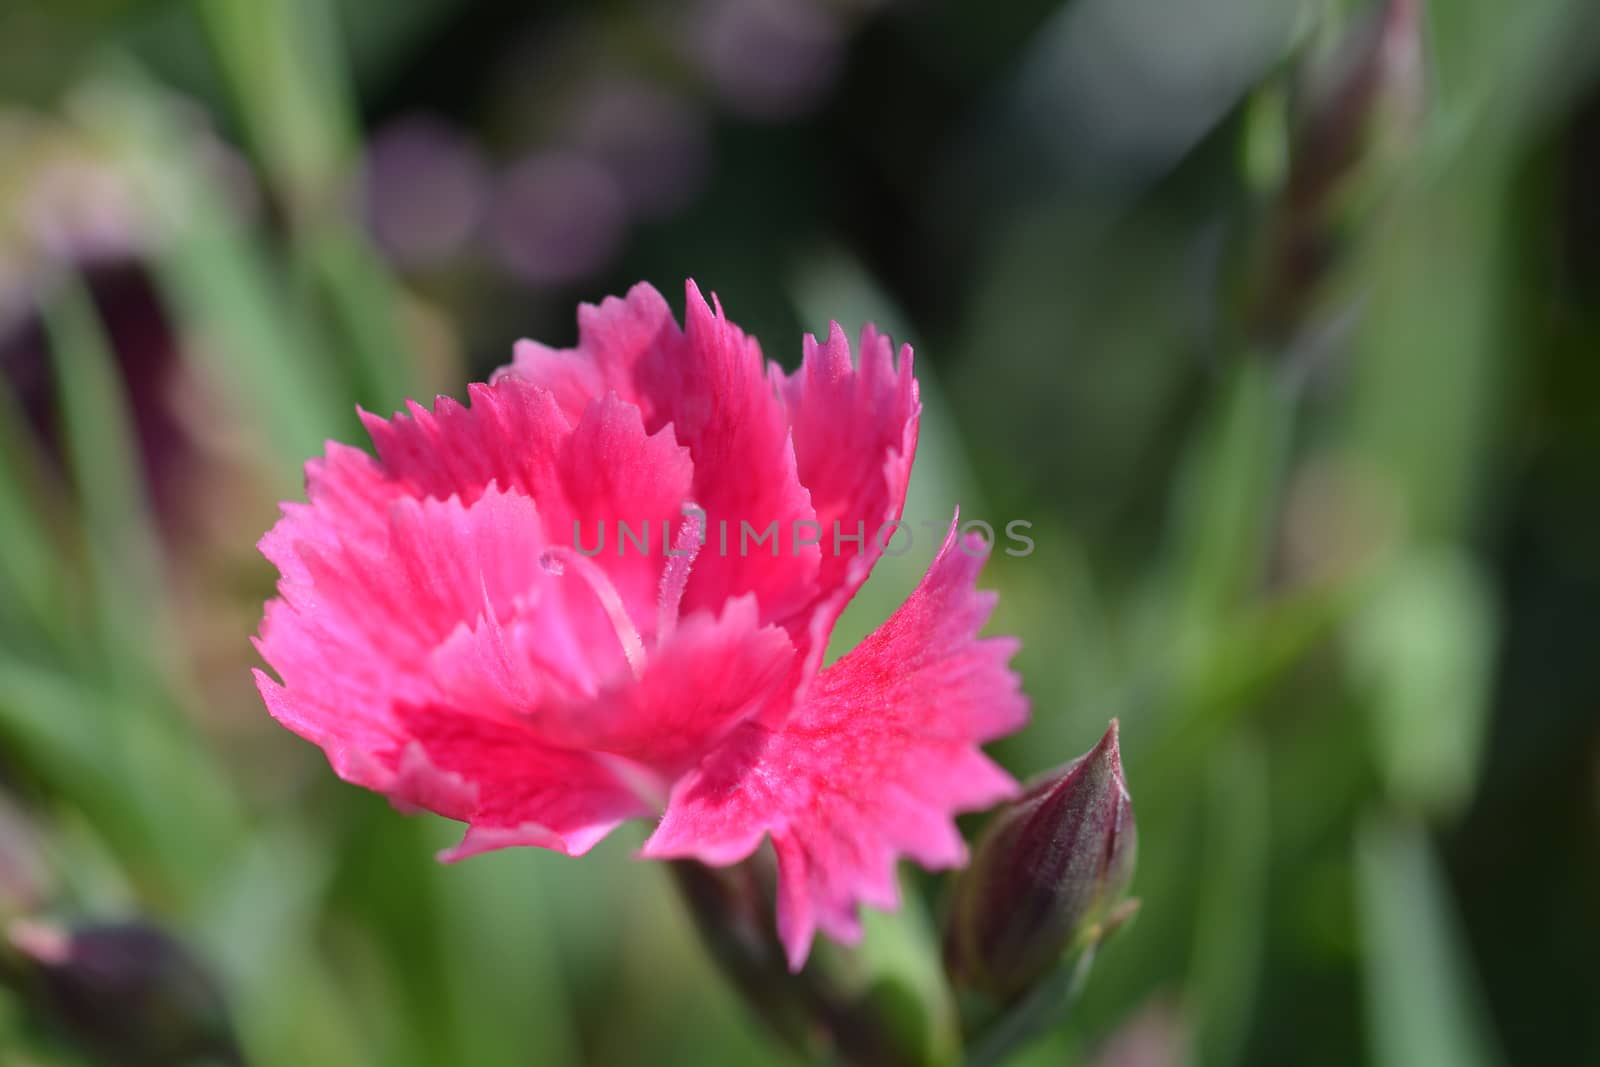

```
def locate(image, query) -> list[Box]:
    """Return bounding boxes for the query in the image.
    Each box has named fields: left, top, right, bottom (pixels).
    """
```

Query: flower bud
left=7, top=919, right=243, bottom=1066
left=1250, top=0, right=1426, bottom=345
left=946, top=721, right=1137, bottom=998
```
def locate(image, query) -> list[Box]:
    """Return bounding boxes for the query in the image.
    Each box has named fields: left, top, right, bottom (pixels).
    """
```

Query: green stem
left=963, top=945, right=1098, bottom=1067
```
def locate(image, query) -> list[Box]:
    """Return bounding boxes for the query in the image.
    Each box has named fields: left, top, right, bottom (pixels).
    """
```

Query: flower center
left=539, top=547, right=646, bottom=682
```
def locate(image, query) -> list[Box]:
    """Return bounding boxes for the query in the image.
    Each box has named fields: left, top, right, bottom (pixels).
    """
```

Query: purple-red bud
left=7, top=919, right=243, bottom=1067
left=1251, top=0, right=1426, bottom=344
left=947, top=721, right=1137, bottom=998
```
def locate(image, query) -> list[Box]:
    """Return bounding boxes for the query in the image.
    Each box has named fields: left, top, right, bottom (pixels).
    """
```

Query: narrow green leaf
left=72, top=69, right=352, bottom=478
left=0, top=655, right=107, bottom=794
left=302, top=226, right=422, bottom=414
left=200, top=0, right=420, bottom=411
left=197, top=823, right=372, bottom=1067
left=428, top=834, right=585, bottom=1067
left=0, top=651, right=240, bottom=908
left=0, top=379, right=71, bottom=646
left=1139, top=569, right=1367, bottom=806
left=1169, top=357, right=1287, bottom=641
left=1188, top=738, right=1269, bottom=1067
left=1356, top=817, right=1503, bottom=1067
left=40, top=273, right=175, bottom=682
left=198, top=0, right=356, bottom=219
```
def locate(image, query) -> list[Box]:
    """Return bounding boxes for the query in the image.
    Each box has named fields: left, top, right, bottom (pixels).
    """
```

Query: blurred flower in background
left=362, top=115, right=488, bottom=270
left=564, top=80, right=710, bottom=221
left=0, top=107, right=262, bottom=539
left=489, top=151, right=629, bottom=285
left=672, top=0, right=847, bottom=120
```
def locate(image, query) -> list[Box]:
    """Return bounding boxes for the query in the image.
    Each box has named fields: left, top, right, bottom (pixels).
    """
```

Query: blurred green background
left=0, top=0, right=1597, bottom=1064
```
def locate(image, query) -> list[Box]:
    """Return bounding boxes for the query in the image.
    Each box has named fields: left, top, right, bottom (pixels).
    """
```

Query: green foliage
left=0, top=0, right=1595, bottom=1063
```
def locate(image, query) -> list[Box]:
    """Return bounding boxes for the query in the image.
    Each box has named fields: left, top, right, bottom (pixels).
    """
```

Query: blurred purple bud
left=489, top=151, right=628, bottom=286
left=567, top=81, right=712, bottom=219
left=947, top=720, right=1137, bottom=998
left=678, top=0, right=845, bottom=120
left=1293, top=0, right=1424, bottom=192
left=8, top=919, right=242, bottom=1066
left=0, top=264, right=192, bottom=531
left=364, top=116, right=490, bottom=268
left=1253, top=0, right=1426, bottom=344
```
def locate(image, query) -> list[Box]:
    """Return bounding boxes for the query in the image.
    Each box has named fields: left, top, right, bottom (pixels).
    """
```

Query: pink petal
left=632, top=283, right=822, bottom=624
left=537, top=594, right=796, bottom=776
left=775, top=322, right=920, bottom=671
left=425, top=581, right=619, bottom=718
left=556, top=393, right=696, bottom=631
left=360, top=380, right=566, bottom=508
left=426, top=592, right=795, bottom=781
left=643, top=519, right=1028, bottom=969
left=360, top=377, right=694, bottom=635
left=256, top=489, right=558, bottom=779
left=260, top=486, right=634, bottom=778
left=258, top=442, right=403, bottom=595
left=260, top=482, right=661, bottom=855
left=254, top=669, right=403, bottom=788
left=498, top=281, right=824, bottom=630
left=394, top=704, right=651, bottom=858
left=292, top=489, right=550, bottom=671
left=498, top=281, right=678, bottom=421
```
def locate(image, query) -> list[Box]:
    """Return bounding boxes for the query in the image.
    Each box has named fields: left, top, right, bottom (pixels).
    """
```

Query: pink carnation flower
left=254, top=281, right=1027, bottom=967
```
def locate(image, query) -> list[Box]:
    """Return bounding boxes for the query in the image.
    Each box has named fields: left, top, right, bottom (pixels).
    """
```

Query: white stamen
left=540, top=547, right=646, bottom=681
left=657, top=505, right=705, bottom=643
